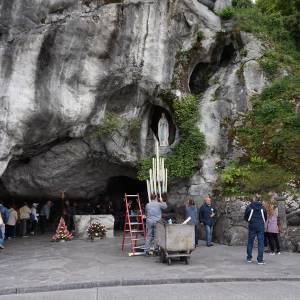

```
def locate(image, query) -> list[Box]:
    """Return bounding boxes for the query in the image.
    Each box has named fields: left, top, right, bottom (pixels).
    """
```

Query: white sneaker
left=258, top=261, right=266, bottom=265
left=0, top=245, right=4, bottom=249
left=270, top=252, right=275, bottom=255
left=247, top=260, right=253, bottom=263
left=276, top=252, right=281, bottom=255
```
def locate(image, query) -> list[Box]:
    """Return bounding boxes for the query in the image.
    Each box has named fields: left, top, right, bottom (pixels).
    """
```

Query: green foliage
left=196, top=31, right=204, bottom=42
left=232, top=0, right=253, bottom=8
left=137, top=159, right=152, bottom=181
left=219, top=76, right=300, bottom=196
left=233, top=4, right=300, bottom=75
left=128, top=117, right=142, bottom=140
left=259, top=50, right=280, bottom=80
left=137, top=94, right=206, bottom=180
left=219, top=160, right=292, bottom=196
left=256, top=0, right=300, bottom=42
left=236, top=76, right=300, bottom=176
left=218, top=6, right=235, bottom=20
left=95, top=112, right=121, bottom=137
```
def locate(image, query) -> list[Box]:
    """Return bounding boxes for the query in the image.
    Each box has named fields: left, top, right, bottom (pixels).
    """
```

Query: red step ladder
left=121, top=193, right=146, bottom=256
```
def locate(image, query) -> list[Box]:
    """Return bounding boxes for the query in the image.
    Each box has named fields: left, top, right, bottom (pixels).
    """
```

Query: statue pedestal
left=74, top=215, right=115, bottom=238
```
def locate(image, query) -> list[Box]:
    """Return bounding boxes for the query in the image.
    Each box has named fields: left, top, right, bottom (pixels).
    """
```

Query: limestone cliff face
left=0, top=0, right=266, bottom=200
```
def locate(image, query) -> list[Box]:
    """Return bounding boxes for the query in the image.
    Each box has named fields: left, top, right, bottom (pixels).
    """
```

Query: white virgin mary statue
left=158, top=113, right=169, bottom=147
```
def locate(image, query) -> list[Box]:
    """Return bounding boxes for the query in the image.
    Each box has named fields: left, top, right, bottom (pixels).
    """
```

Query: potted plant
left=87, top=222, right=106, bottom=241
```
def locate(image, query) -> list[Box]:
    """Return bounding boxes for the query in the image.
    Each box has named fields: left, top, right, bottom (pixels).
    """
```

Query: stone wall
left=213, top=194, right=300, bottom=252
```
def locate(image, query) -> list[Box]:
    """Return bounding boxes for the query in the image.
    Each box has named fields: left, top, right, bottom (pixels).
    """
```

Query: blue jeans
left=144, top=221, right=156, bottom=252
left=247, top=228, right=265, bottom=262
left=205, top=225, right=213, bottom=246
left=0, top=224, right=5, bottom=246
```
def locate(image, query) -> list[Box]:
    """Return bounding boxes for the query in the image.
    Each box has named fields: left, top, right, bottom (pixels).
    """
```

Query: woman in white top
left=30, top=203, right=39, bottom=235
left=7, top=205, right=18, bottom=239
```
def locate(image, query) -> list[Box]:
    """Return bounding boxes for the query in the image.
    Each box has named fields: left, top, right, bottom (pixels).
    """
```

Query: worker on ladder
left=144, top=193, right=167, bottom=256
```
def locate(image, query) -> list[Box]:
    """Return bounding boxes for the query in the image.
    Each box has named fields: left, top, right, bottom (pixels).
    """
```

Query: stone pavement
left=0, top=235, right=299, bottom=296
left=2, top=282, right=300, bottom=300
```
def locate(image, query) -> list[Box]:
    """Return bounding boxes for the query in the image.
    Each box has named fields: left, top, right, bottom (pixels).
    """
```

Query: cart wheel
left=185, top=257, right=190, bottom=265
left=167, top=258, right=172, bottom=266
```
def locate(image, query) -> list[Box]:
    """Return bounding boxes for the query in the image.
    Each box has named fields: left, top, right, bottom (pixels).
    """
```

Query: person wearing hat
left=30, top=203, right=39, bottom=236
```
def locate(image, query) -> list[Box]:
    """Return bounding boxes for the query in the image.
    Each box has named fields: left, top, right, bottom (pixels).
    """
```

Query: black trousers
left=267, top=232, right=280, bottom=253
left=39, top=216, right=47, bottom=234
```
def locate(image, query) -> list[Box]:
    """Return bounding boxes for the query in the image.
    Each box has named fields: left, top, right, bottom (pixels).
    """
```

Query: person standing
left=19, top=202, right=31, bottom=237
left=265, top=202, right=281, bottom=255
left=185, top=198, right=199, bottom=247
left=0, top=201, right=9, bottom=249
left=6, top=205, right=18, bottom=239
left=199, top=196, right=217, bottom=247
left=30, top=203, right=39, bottom=235
left=39, top=201, right=52, bottom=234
left=244, top=193, right=267, bottom=265
left=144, top=194, right=167, bottom=255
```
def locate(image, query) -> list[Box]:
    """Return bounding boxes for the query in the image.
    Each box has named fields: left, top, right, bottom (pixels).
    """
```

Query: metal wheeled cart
left=156, top=221, right=195, bottom=265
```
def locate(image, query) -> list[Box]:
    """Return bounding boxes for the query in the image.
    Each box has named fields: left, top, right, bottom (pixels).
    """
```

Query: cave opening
left=189, top=63, right=216, bottom=95
left=150, top=105, right=176, bottom=145
left=220, top=43, right=235, bottom=66
left=189, top=43, right=236, bottom=95
left=106, top=176, right=147, bottom=230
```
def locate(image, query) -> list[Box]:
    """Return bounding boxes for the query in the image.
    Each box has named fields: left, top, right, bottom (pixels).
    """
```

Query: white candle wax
left=165, top=168, right=168, bottom=192
left=146, top=180, right=151, bottom=202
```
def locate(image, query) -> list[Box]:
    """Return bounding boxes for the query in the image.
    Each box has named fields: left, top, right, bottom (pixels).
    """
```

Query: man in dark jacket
left=199, top=196, right=217, bottom=247
left=244, top=193, right=267, bottom=265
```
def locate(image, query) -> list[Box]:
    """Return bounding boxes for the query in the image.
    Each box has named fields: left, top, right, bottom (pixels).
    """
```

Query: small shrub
left=128, top=117, right=142, bottom=140
left=218, top=7, right=235, bottom=20
left=95, top=112, right=121, bottom=137
left=196, top=31, right=204, bottom=42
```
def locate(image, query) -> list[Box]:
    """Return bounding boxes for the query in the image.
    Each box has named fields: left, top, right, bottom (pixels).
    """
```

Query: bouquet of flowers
left=87, top=222, right=106, bottom=240
left=52, top=217, right=73, bottom=241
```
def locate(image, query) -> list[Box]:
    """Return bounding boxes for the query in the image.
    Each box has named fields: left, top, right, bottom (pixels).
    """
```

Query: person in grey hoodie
left=144, top=194, right=167, bottom=255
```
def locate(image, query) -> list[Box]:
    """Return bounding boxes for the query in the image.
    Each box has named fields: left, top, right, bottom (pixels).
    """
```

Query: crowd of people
left=1, top=192, right=283, bottom=265
left=0, top=200, right=55, bottom=249
left=0, top=199, right=113, bottom=250
left=144, top=192, right=282, bottom=264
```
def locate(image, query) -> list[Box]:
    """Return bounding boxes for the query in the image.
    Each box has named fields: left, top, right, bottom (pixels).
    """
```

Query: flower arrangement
left=87, top=222, right=106, bottom=240
left=52, top=217, right=73, bottom=242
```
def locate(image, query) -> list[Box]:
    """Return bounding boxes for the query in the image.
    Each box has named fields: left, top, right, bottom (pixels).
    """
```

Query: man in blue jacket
left=244, top=193, right=267, bottom=265
left=199, top=196, right=217, bottom=247
left=0, top=201, right=9, bottom=250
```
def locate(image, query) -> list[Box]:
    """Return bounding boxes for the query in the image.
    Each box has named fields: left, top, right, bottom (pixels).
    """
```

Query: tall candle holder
left=146, top=140, right=168, bottom=202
